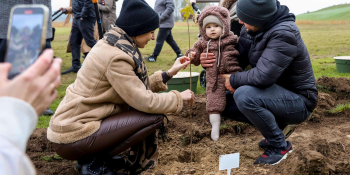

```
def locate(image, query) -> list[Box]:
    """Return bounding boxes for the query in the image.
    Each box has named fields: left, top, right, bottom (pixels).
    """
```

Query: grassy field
left=297, top=4, right=350, bottom=21
left=37, top=23, right=350, bottom=128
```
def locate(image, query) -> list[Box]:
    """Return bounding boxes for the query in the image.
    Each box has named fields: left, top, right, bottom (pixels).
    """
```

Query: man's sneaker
left=144, top=55, right=157, bottom=62
left=254, top=141, right=293, bottom=165
left=258, top=139, right=268, bottom=149
left=174, top=53, right=184, bottom=61
left=258, top=125, right=297, bottom=149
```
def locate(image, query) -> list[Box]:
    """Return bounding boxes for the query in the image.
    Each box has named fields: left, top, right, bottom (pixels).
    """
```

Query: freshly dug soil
left=27, top=77, right=350, bottom=175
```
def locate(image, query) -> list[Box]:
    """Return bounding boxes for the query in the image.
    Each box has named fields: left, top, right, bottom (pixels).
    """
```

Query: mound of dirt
left=317, top=76, right=350, bottom=93
left=27, top=78, right=350, bottom=175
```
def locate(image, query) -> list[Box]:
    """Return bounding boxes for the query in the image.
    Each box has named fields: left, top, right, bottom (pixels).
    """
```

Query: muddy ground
left=27, top=77, right=350, bottom=175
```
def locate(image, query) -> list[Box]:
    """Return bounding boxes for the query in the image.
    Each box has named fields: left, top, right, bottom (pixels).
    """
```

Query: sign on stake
left=219, top=153, right=240, bottom=175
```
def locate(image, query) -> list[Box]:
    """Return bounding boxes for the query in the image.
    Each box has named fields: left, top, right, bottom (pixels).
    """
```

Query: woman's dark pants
left=52, top=110, right=164, bottom=160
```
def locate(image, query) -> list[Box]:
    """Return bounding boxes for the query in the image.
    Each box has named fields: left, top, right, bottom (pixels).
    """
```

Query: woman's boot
left=79, top=157, right=116, bottom=175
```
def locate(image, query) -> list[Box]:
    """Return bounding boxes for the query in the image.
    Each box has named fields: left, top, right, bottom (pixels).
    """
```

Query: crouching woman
left=47, top=0, right=194, bottom=174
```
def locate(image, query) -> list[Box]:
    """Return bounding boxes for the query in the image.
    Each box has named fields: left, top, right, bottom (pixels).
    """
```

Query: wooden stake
left=187, top=19, right=193, bottom=163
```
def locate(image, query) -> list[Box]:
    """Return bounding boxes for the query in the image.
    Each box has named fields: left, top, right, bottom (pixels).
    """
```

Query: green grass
left=38, top=23, right=350, bottom=128
left=328, top=103, right=350, bottom=114
left=297, top=4, right=350, bottom=21
left=298, top=24, right=350, bottom=79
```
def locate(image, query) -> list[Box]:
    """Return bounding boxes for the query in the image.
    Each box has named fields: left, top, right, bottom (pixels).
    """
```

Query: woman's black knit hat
left=115, top=0, right=159, bottom=37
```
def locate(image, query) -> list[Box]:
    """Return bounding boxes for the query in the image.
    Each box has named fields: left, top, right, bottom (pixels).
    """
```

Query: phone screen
left=5, top=7, right=44, bottom=79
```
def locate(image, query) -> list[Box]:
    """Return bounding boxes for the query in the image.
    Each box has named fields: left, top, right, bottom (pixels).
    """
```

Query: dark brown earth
left=27, top=77, right=350, bottom=175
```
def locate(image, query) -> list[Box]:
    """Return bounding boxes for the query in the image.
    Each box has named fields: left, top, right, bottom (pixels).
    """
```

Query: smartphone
left=5, top=5, right=49, bottom=79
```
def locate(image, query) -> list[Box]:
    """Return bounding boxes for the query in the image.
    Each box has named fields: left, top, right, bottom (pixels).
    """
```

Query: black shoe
left=106, top=156, right=126, bottom=171
left=76, top=156, right=126, bottom=173
left=174, top=53, right=184, bottom=61
left=61, top=67, right=80, bottom=75
left=144, top=55, right=157, bottom=62
left=42, top=108, right=54, bottom=116
left=258, top=139, right=268, bottom=149
left=79, top=158, right=116, bottom=175
left=259, top=125, right=296, bottom=149
left=254, top=141, right=293, bottom=165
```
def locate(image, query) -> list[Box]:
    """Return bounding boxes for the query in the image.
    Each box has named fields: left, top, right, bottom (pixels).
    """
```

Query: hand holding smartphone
left=5, top=5, right=49, bottom=79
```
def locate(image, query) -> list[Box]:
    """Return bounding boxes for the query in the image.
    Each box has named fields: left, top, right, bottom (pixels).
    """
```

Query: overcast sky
left=52, top=0, right=350, bottom=16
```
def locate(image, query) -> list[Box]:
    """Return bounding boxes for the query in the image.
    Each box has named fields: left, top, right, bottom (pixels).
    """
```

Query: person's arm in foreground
left=0, top=49, right=62, bottom=175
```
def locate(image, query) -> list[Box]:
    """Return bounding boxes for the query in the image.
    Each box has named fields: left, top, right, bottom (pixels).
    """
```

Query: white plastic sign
left=219, top=153, right=240, bottom=175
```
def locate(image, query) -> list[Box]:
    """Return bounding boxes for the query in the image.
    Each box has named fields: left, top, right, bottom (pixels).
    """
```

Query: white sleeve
left=0, top=97, right=37, bottom=175
left=0, top=135, right=36, bottom=175
left=0, top=97, right=38, bottom=152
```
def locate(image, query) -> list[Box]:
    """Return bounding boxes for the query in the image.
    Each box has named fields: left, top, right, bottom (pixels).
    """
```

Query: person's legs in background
left=144, top=28, right=169, bottom=62
left=233, top=85, right=311, bottom=165
left=164, top=29, right=183, bottom=60
left=62, top=18, right=83, bottom=74
left=79, top=18, right=96, bottom=61
left=79, top=18, right=97, bottom=49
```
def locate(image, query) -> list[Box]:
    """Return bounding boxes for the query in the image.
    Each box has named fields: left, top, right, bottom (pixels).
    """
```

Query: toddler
left=186, top=5, right=242, bottom=141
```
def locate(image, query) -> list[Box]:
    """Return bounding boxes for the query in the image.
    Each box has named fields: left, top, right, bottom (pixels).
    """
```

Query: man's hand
left=200, top=53, right=216, bottom=68
left=220, top=74, right=235, bottom=94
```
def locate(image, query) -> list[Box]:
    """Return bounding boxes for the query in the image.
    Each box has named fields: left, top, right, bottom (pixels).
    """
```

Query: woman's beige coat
left=47, top=26, right=183, bottom=144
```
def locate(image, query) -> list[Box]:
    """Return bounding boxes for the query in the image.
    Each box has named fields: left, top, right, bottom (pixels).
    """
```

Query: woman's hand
left=180, top=89, right=195, bottom=106
left=168, top=56, right=191, bottom=76
left=0, top=49, right=62, bottom=115
left=220, top=74, right=235, bottom=94
left=200, top=52, right=216, bottom=68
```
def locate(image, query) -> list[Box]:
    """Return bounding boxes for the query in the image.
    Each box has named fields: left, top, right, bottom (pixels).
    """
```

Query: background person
left=48, top=0, right=194, bottom=174
left=98, top=0, right=117, bottom=33
left=59, top=0, right=99, bottom=61
left=144, top=0, right=183, bottom=62
left=0, top=49, right=62, bottom=175
left=61, top=0, right=97, bottom=75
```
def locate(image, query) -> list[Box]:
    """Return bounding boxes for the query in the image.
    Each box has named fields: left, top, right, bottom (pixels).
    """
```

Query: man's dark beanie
left=115, top=0, right=159, bottom=37
left=236, top=0, right=277, bottom=27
